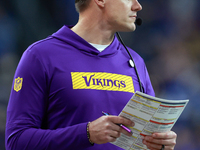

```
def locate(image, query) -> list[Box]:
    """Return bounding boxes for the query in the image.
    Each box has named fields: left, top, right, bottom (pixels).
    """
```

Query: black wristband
left=87, top=122, right=94, bottom=146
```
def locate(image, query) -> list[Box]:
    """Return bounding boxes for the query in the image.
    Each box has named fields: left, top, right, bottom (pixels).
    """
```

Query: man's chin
left=116, top=24, right=136, bottom=32
left=123, top=26, right=136, bottom=32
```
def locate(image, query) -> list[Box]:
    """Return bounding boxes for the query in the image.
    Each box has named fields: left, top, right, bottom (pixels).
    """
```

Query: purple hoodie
left=5, top=26, right=155, bottom=150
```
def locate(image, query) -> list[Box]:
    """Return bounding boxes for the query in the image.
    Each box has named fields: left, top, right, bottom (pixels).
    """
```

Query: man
left=5, top=0, right=177, bottom=149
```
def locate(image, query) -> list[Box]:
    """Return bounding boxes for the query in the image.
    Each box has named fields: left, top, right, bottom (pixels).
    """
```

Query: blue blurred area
left=1, top=0, right=200, bottom=149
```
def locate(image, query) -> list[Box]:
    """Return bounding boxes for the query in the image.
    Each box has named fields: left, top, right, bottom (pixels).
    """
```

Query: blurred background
left=0, top=0, right=200, bottom=149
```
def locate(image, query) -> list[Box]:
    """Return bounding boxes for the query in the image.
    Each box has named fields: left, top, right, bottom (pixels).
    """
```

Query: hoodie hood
left=51, top=25, right=121, bottom=57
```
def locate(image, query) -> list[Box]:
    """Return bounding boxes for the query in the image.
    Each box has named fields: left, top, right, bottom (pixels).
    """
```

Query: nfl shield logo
left=14, top=77, right=23, bottom=92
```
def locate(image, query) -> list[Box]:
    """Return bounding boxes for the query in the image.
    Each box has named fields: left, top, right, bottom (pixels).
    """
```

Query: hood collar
left=51, top=25, right=121, bottom=57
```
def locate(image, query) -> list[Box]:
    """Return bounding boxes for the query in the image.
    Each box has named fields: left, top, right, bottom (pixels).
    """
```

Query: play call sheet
left=111, top=91, right=189, bottom=150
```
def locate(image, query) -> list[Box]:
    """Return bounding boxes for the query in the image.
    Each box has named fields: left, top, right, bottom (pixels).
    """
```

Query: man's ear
left=94, top=0, right=106, bottom=8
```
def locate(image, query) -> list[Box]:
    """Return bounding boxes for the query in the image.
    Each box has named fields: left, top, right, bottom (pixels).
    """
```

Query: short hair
left=75, top=0, right=91, bottom=13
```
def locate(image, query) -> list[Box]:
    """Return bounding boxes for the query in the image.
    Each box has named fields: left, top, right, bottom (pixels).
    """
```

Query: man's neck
left=71, top=15, right=115, bottom=45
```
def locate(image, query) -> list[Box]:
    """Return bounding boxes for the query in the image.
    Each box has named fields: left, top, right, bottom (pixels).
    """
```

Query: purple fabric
left=5, top=26, right=155, bottom=150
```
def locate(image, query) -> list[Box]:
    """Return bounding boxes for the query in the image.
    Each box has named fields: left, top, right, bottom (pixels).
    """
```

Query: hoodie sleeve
left=143, top=65, right=155, bottom=96
left=129, top=47, right=155, bottom=97
left=5, top=47, right=91, bottom=150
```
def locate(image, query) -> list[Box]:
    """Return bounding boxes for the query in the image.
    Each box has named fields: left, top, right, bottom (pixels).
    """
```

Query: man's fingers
left=102, top=116, right=132, bottom=136
left=152, top=131, right=177, bottom=139
left=143, top=140, right=165, bottom=150
left=106, top=116, right=134, bottom=136
left=143, top=137, right=172, bottom=146
left=107, top=115, right=135, bottom=127
left=89, top=115, right=134, bottom=144
left=143, top=131, right=177, bottom=150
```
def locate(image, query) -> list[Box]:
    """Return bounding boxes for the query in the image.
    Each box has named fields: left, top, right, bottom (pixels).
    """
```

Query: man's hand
left=89, top=115, right=134, bottom=144
left=143, top=131, right=177, bottom=150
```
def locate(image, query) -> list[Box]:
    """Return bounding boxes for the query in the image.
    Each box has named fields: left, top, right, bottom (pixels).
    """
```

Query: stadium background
left=0, top=0, right=200, bottom=149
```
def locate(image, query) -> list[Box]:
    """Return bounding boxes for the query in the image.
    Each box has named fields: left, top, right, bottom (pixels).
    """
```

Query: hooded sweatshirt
left=6, top=25, right=155, bottom=150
